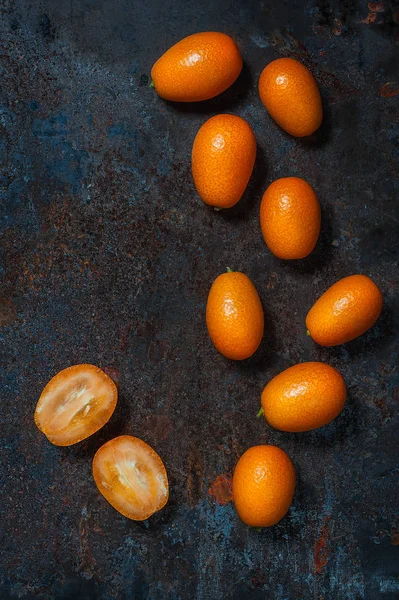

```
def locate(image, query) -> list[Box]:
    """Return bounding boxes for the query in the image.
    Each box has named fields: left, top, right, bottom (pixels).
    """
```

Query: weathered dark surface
left=0, top=0, right=398, bottom=598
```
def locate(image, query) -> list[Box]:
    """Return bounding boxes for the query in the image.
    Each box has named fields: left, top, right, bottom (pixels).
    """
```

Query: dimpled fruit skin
left=260, top=177, right=321, bottom=259
left=151, top=32, right=243, bottom=102
left=233, top=445, right=296, bottom=527
left=206, top=271, right=264, bottom=360
left=258, top=58, right=322, bottom=137
left=192, top=115, right=256, bottom=209
left=261, top=362, right=346, bottom=432
left=306, top=275, right=383, bottom=346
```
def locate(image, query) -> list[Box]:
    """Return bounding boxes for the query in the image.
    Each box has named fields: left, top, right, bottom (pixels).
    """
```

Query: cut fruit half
left=34, top=364, right=118, bottom=446
left=92, top=435, right=169, bottom=521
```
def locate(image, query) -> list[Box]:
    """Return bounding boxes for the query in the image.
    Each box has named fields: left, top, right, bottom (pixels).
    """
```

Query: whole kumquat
left=260, top=177, right=321, bottom=259
left=233, top=445, right=296, bottom=527
left=258, top=57, right=322, bottom=137
left=151, top=32, right=242, bottom=102
left=260, top=362, right=347, bottom=432
left=306, top=275, right=383, bottom=346
left=206, top=269, right=264, bottom=360
left=192, top=114, right=256, bottom=209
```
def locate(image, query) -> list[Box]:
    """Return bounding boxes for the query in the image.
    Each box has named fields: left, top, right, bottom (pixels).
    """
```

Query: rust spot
left=379, top=82, right=399, bottom=98
left=360, top=12, right=377, bottom=24
left=208, top=475, right=233, bottom=505
left=360, top=2, right=384, bottom=24
left=102, top=366, right=121, bottom=387
left=332, top=18, right=343, bottom=36
left=119, top=323, right=132, bottom=351
left=391, top=532, right=399, bottom=546
left=314, top=518, right=330, bottom=574
left=145, top=415, right=172, bottom=441
left=380, top=363, right=396, bottom=374
left=313, top=24, right=325, bottom=35
left=77, top=507, right=99, bottom=579
left=251, top=570, right=267, bottom=588
left=374, top=397, right=393, bottom=424
left=186, top=446, right=204, bottom=506
left=368, top=2, right=384, bottom=11
left=373, top=529, right=388, bottom=543
left=147, top=339, right=169, bottom=362
left=61, top=495, right=73, bottom=507
left=266, top=272, right=278, bottom=289
left=0, top=298, right=18, bottom=326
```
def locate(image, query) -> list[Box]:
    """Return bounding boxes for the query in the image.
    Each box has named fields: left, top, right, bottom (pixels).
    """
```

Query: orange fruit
left=306, top=275, right=383, bottom=346
left=232, top=445, right=295, bottom=527
left=93, top=435, right=169, bottom=521
left=151, top=32, right=242, bottom=102
left=258, top=58, right=322, bottom=137
left=192, top=114, right=256, bottom=209
left=260, top=362, right=347, bottom=432
left=206, top=269, right=264, bottom=360
left=260, top=177, right=321, bottom=259
left=34, top=364, right=118, bottom=446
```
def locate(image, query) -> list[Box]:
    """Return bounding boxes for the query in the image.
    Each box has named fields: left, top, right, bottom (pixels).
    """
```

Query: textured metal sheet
left=0, top=0, right=398, bottom=598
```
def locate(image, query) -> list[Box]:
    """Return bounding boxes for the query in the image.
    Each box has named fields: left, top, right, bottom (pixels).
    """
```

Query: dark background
left=0, top=0, right=398, bottom=598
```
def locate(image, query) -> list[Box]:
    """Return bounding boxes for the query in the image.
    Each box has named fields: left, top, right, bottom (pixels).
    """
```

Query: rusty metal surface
left=1, top=0, right=398, bottom=598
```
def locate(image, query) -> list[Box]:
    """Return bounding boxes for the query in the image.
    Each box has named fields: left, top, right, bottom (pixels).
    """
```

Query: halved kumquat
left=34, top=364, right=118, bottom=446
left=92, top=435, right=169, bottom=521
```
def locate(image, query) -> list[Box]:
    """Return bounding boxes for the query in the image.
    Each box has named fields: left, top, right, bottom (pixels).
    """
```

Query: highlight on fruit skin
left=258, top=57, right=322, bottom=137
left=192, top=114, right=256, bottom=209
left=92, top=435, right=169, bottom=521
left=260, top=362, right=347, bottom=432
left=232, top=445, right=296, bottom=527
left=34, top=364, right=118, bottom=446
left=206, top=269, right=264, bottom=360
left=260, top=176, right=321, bottom=259
left=151, top=32, right=243, bottom=102
left=306, top=274, right=383, bottom=346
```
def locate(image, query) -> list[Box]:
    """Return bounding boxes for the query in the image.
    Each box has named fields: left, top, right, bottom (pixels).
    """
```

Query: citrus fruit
left=258, top=57, right=322, bottom=137
left=306, top=274, right=383, bottom=346
left=206, top=269, right=264, bottom=360
left=192, top=114, right=256, bottom=209
left=260, top=177, right=321, bottom=259
left=151, top=32, right=242, bottom=102
left=260, top=362, right=347, bottom=432
left=34, top=364, right=118, bottom=446
left=92, top=435, right=169, bottom=521
left=232, top=445, right=295, bottom=527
